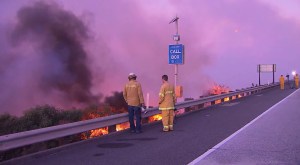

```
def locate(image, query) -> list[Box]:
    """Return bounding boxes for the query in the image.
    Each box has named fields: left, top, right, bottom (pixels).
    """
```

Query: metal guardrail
left=175, top=83, right=278, bottom=109
left=0, top=83, right=279, bottom=151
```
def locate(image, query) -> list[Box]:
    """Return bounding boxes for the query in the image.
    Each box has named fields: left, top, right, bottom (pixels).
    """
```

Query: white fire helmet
left=128, top=73, right=137, bottom=79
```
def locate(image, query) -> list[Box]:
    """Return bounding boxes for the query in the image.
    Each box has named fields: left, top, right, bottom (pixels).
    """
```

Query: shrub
left=18, top=105, right=61, bottom=131
left=0, top=113, right=19, bottom=135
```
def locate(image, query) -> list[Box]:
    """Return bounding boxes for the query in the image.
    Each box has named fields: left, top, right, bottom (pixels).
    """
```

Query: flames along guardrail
left=0, top=83, right=279, bottom=151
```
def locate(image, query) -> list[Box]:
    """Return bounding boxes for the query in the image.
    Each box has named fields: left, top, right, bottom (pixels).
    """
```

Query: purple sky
left=1, top=0, right=300, bottom=115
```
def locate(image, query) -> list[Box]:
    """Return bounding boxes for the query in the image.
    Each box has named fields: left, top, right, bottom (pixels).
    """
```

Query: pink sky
left=1, top=0, right=300, bottom=114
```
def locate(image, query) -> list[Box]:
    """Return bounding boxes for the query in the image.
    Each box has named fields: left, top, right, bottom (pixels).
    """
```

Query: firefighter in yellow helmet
left=279, top=75, right=285, bottom=90
left=159, top=75, right=176, bottom=132
left=123, top=73, right=145, bottom=133
left=294, top=74, right=299, bottom=89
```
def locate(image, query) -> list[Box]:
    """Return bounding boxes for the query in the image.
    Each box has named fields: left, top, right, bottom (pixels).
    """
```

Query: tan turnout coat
left=123, top=80, right=144, bottom=106
left=159, top=82, right=176, bottom=110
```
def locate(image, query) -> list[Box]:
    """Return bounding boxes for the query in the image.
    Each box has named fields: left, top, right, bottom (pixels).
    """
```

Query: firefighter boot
left=163, top=126, right=169, bottom=132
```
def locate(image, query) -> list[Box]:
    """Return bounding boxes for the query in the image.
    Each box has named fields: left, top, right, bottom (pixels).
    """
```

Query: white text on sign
left=170, top=50, right=182, bottom=53
left=170, top=55, right=180, bottom=59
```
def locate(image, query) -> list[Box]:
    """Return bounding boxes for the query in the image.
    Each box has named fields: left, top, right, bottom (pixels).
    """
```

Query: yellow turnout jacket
left=280, top=76, right=285, bottom=84
left=123, top=80, right=144, bottom=106
left=159, top=82, right=176, bottom=110
left=295, top=75, right=299, bottom=83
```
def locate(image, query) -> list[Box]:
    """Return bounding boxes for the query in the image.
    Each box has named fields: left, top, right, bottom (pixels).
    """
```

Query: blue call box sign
left=168, top=44, right=184, bottom=64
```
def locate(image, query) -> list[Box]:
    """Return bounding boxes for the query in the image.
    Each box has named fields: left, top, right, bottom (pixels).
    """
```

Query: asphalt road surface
left=191, top=88, right=300, bottom=164
left=2, top=86, right=295, bottom=165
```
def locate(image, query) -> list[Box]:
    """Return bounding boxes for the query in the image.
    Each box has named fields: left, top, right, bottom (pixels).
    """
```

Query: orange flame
left=149, top=114, right=162, bottom=122
left=215, top=99, right=222, bottom=104
left=80, top=108, right=109, bottom=139
left=210, top=84, right=230, bottom=95
left=224, top=97, right=230, bottom=102
left=116, top=122, right=130, bottom=131
left=81, top=127, right=108, bottom=140
left=90, top=127, right=108, bottom=137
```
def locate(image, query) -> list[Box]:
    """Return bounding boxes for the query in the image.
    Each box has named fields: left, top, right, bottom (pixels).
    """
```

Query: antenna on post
left=169, top=16, right=180, bottom=43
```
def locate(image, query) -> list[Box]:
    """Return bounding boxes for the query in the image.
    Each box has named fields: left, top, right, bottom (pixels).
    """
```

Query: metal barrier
left=0, top=83, right=279, bottom=151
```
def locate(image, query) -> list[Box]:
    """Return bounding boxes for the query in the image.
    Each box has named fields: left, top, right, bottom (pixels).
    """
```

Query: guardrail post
left=211, top=101, right=215, bottom=105
left=197, top=96, right=205, bottom=109
left=142, top=117, right=149, bottom=124
left=184, top=98, right=194, bottom=112
left=197, top=103, right=204, bottom=109
left=185, top=107, right=191, bottom=112
left=108, top=125, right=116, bottom=133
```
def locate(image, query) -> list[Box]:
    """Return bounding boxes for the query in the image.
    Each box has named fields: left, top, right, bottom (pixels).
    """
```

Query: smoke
left=2, top=0, right=300, bottom=115
left=83, top=0, right=300, bottom=101
left=0, top=1, right=101, bottom=115
left=104, top=91, right=127, bottom=111
left=82, top=0, right=216, bottom=104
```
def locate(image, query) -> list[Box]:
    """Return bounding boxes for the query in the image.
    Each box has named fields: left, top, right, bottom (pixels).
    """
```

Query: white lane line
left=188, top=89, right=299, bottom=165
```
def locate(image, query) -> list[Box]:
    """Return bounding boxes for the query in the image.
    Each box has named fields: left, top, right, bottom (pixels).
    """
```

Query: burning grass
left=116, top=122, right=130, bottom=131
left=149, top=114, right=162, bottom=122
left=209, top=84, right=230, bottom=95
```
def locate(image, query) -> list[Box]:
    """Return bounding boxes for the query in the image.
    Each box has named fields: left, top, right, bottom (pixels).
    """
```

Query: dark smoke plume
left=11, top=1, right=99, bottom=104
left=104, top=91, right=127, bottom=111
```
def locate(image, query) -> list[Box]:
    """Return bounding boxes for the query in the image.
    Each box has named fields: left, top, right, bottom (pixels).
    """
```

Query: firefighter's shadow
left=116, top=137, right=157, bottom=142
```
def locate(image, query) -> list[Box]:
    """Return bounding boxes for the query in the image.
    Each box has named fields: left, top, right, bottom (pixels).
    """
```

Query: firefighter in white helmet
left=123, top=73, right=145, bottom=133
left=159, top=75, right=176, bottom=132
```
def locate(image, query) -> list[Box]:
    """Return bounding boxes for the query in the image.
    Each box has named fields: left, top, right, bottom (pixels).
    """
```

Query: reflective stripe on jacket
left=159, top=82, right=176, bottom=110
left=123, top=80, right=144, bottom=106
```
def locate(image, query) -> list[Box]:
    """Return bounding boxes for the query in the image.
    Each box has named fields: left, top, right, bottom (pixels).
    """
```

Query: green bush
left=0, top=91, right=127, bottom=136
left=0, top=113, right=19, bottom=135
left=19, top=105, right=61, bottom=130
left=0, top=105, right=85, bottom=136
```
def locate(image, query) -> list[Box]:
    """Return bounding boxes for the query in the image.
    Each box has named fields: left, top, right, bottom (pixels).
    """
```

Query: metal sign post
left=257, top=64, right=276, bottom=85
left=169, top=16, right=184, bottom=98
left=169, top=16, right=180, bottom=88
